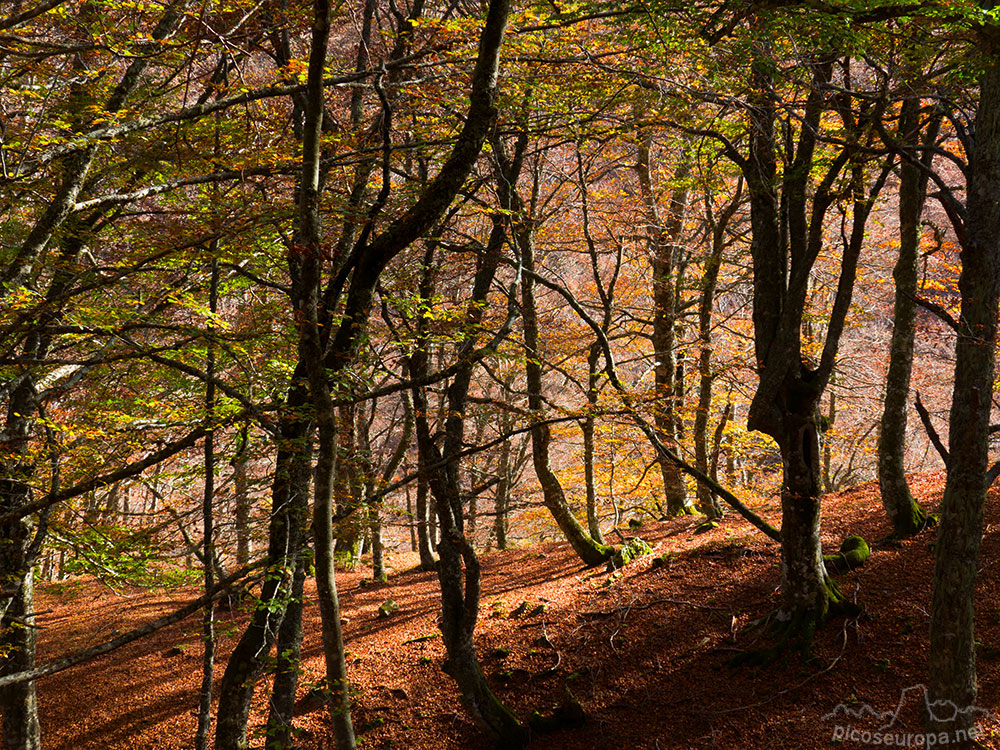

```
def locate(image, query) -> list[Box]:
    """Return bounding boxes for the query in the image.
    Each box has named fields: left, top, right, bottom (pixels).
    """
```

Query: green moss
left=823, top=536, right=870, bottom=575
left=607, top=537, right=653, bottom=571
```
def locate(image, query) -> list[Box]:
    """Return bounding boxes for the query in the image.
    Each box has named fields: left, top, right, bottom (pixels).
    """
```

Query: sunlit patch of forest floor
left=35, top=470, right=1000, bottom=749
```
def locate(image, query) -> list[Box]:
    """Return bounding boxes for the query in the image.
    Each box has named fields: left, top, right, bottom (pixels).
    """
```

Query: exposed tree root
left=729, top=577, right=862, bottom=668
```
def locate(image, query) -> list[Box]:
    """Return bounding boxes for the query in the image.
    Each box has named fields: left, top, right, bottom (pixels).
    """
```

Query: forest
left=2, top=0, right=1000, bottom=748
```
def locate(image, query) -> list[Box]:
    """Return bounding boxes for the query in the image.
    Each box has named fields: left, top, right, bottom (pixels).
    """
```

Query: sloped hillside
left=33, top=471, right=1000, bottom=749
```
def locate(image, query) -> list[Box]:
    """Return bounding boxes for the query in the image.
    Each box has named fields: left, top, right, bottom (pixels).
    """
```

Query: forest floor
left=32, top=470, right=1000, bottom=749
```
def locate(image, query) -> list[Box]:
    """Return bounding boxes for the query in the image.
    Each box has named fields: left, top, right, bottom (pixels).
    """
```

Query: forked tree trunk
left=215, top=389, right=311, bottom=750
left=410, top=217, right=527, bottom=749
left=264, top=558, right=306, bottom=750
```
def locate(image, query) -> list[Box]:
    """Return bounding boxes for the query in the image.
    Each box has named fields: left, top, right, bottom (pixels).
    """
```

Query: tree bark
left=877, top=98, right=938, bottom=538
left=520, top=220, right=613, bottom=566
left=928, top=55, right=1000, bottom=742
left=214, top=385, right=311, bottom=750
left=410, top=220, right=527, bottom=749
left=264, top=557, right=306, bottom=750
left=637, top=140, right=694, bottom=516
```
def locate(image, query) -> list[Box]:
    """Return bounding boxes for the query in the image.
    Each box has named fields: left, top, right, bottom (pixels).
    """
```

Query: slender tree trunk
left=637, top=141, right=693, bottom=516
left=582, top=346, right=606, bottom=542
left=335, top=403, right=364, bottom=567
left=407, top=496, right=416, bottom=552
left=233, top=427, right=252, bottom=567
left=264, top=557, right=306, bottom=750
left=195, top=257, right=219, bottom=750
left=214, top=385, right=311, bottom=750
left=520, top=220, right=612, bottom=566
left=692, top=188, right=735, bottom=519
left=928, top=57, right=1000, bottom=742
left=311, top=409, right=357, bottom=748
left=416, top=472, right=436, bottom=570
left=878, top=99, right=938, bottom=538
left=494, top=431, right=511, bottom=550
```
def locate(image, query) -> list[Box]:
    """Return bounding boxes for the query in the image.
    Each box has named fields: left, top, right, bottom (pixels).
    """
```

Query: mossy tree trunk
left=928, top=53, right=1000, bottom=742
left=735, top=48, right=890, bottom=645
left=877, top=98, right=938, bottom=539
left=519, top=197, right=614, bottom=567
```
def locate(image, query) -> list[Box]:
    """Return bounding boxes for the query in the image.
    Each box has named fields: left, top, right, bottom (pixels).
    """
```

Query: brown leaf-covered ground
left=33, top=471, right=1000, bottom=749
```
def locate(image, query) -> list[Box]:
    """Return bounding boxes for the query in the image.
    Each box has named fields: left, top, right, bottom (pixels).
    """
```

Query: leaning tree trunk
left=264, top=557, right=307, bottom=750
left=519, top=220, right=613, bottom=566
left=928, top=56, right=1000, bottom=742
left=877, top=98, right=938, bottom=539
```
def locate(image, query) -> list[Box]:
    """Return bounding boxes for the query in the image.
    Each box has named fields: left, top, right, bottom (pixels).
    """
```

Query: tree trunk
left=264, top=557, right=306, bottom=750
left=0, top=378, right=42, bottom=750
left=520, top=220, right=612, bottom=566
left=877, top=98, right=937, bottom=538
left=409, top=217, right=527, bottom=748
left=233, top=427, right=252, bottom=567
left=0, top=530, right=41, bottom=750
left=692, top=187, right=736, bottom=519
left=494, top=432, right=511, bottom=550
left=637, top=140, right=693, bottom=516
left=214, top=383, right=311, bottom=750
left=928, top=56, right=1000, bottom=742
left=416, top=473, right=436, bottom=570
left=195, top=255, right=219, bottom=750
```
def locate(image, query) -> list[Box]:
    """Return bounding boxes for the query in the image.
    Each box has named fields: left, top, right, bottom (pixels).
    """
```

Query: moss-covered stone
left=823, top=536, right=871, bottom=575
left=607, top=537, right=653, bottom=571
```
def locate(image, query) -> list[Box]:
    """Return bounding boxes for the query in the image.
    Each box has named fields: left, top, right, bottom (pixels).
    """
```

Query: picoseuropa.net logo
left=823, top=684, right=997, bottom=746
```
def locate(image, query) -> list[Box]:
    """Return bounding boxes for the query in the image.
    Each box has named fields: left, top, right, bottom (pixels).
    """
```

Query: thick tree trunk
left=877, top=99, right=936, bottom=539
left=0, top=379, right=42, bottom=750
left=776, top=417, right=839, bottom=630
left=0, top=543, right=40, bottom=750
left=928, top=58, right=1000, bottom=742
